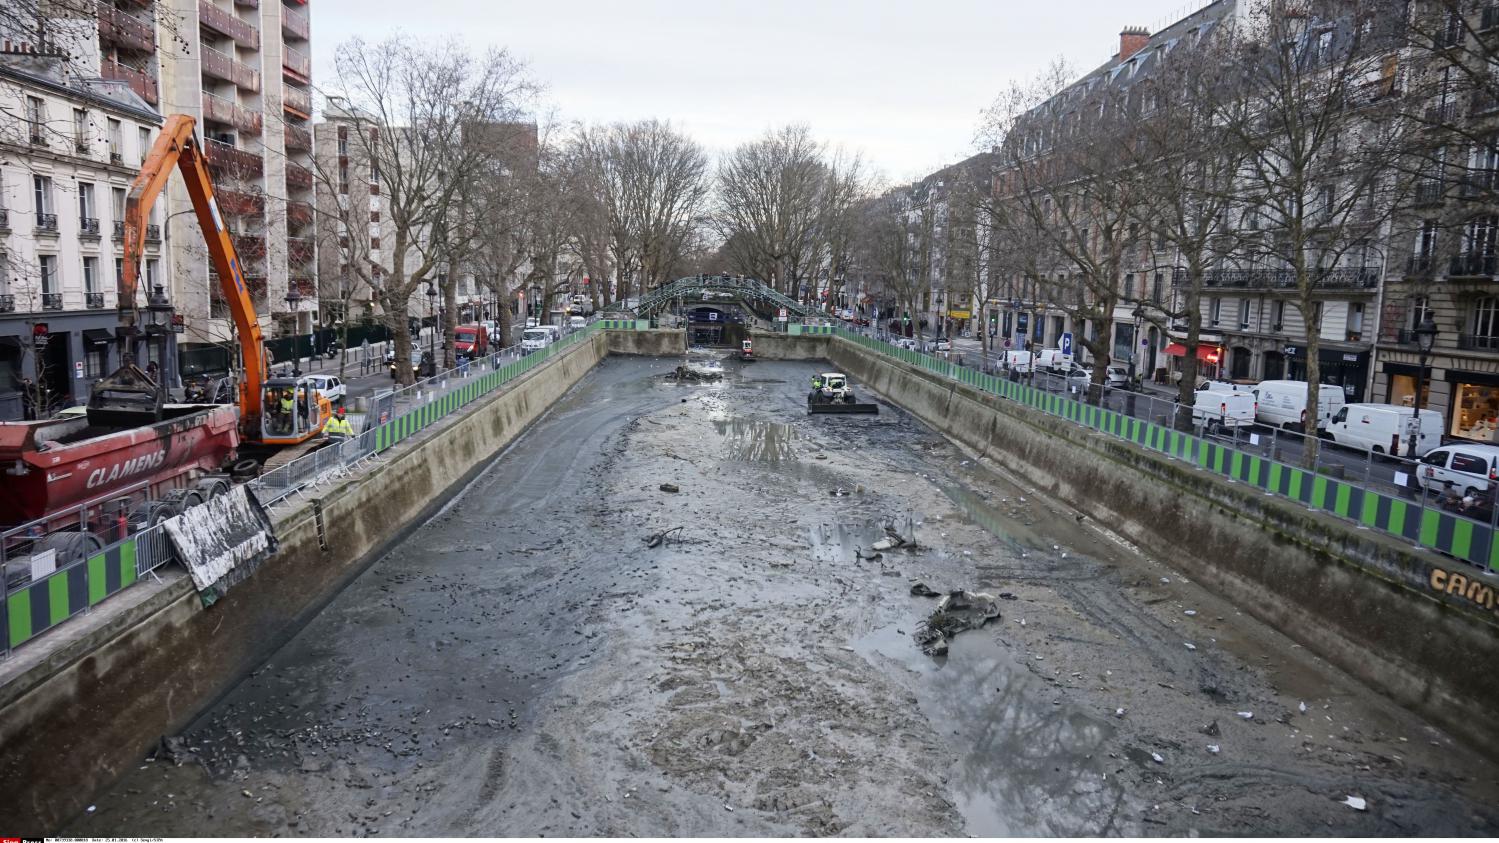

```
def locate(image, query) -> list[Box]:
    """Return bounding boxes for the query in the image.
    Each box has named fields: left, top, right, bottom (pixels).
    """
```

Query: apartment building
left=0, top=48, right=168, bottom=420
left=156, top=0, right=317, bottom=378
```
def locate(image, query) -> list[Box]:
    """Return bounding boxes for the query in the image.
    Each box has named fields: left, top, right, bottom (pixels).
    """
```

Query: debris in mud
left=998, top=592, right=1018, bottom=600
left=854, top=549, right=883, bottom=563
left=1151, top=752, right=1165, bottom=764
left=871, top=522, right=917, bottom=552
left=150, top=736, right=196, bottom=767
left=1237, top=711, right=1255, bottom=720
left=1202, top=720, right=1221, bottom=737
left=1343, top=796, right=1368, bottom=811
left=830, top=487, right=849, bottom=497
left=913, top=590, right=1001, bottom=656
left=666, top=364, right=723, bottom=382
left=644, top=527, right=683, bottom=548
left=659, top=483, right=680, bottom=493
left=910, top=582, right=940, bottom=598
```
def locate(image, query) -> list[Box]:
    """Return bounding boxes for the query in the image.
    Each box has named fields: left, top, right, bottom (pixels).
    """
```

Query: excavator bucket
left=87, top=363, right=165, bottom=428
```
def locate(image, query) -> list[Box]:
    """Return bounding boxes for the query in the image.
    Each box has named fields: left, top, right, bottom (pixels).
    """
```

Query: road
left=69, top=355, right=1499, bottom=835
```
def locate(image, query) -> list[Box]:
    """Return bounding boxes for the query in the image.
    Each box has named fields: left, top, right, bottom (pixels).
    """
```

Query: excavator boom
left=100, top=115, right=267, bottom=429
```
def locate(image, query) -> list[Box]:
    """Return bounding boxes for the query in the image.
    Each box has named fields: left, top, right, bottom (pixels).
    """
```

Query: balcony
left=201, top=45, right=260, bottom=92
left=1414, top=180, right=1445, bottom=205
left=287, top=199, right=313, bottom=228
left=1473, top=87, right=1499, bottom=116
left=288, top=236, right=315, bottom=266
left=235, top=0, right=258, bottom=6
left=1407, top=255, right=1436, bottom=278
left=284, top=123, right=312, bottom=152
left=97, top=2, right=155, bottom=52
left=206, top=138, right=264, bottom=179
left=0, top=295, right=13, bottom=314
left=101, top=58, right=158, bottom=104
left=285, top=161, right=314, bottom=191
left=79, top=217, right=101, bottom=239
left=1423, top=101, right=1460, bottom=125
left=145, top=223, right=161, bottom=242
left=282, top=6, right=309, bottom=41
left=1484, top=5, right=1499, bottom=31
left=113, top=220, right=125, bottom=238
left=290, top=277, right=316, bottom=298
left=202, top=92, right=262, bottom=135
left=1459, top=333, right=1499, bottom=351
left=0, top=209, right=8, bottom=231
left=198, top=1, right=260, bottom=48
left=86, top=292, right=106, bottom=309
left=35, top=213, right=58, bottom=234
left=1461, top=170, right=1496, bottom=198
left=235, top=234, right=267, bottom=260
left=283, top=47, right=311, bottom=81
left=1202, top=266, right=1379, bottom=290
left=216, top=187, right=265, bottom=217
left=1450, top=253, right=1497, bottom=278
left=41, top=293, right=63, bottom=311
left=283, top=82, right=312, bottom=117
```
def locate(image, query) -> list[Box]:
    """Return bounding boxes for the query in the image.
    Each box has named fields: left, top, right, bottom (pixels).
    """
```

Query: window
left=338, top=161, right=349, bottom=194
left=32, top=175, right=53, bottom=219
left=1124, top=273, right=1136, bottom=301
left=1349, top=301, right=1365, bottom=336
left=1316, top=29, right=1334, bottom=63
left=73, top=108, right=88, bottom=151
left=1210, top=297, right=1221, bottom=327
left=1464, top=215, right=1497, bottom=257
left=26, top=96, right=44, bottom=143
left=1474, top=297, right=1499, bottom=339
left=369, top=162, right=380, bottom=185
left=138, top=126, right=150, bottom=163
left=1273, top=299, right=1286, bottom=330
left=107, top=118, right=122, bottom=160
left=78, top=182, right=95, bottom=221
left=83, top=256, right=99, bottom=293
left=112, top=187, right=126, bottom=223
left=1411, top=295, right=1431, bottom=328
left=1239, top=298, right=1251, bottom=329
left=145, top=258, right=158, bottom=287
left=39, top=255, right=58, bottom=294
left=1312, top=301, right=1324, bottom=330
left=1415, top=219, right=1438, bottom=258
left=1152, top=272, right=1164, bottom=303
left=85, top=345, right=107, bottom=379
left=337, top=125, right=348, bottom=155
left=115, top=258, right=123, bottom=289
left=1451, top=453, right=1489, bottom=475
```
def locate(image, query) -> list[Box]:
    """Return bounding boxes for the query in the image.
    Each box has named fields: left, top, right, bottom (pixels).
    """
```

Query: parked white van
left=1035, top=349, right=1073, bottom=373
left=1191, top=390, right=1256, bottom=433
left=520, top=327, right=555, bottom=353
left=1005, top=350, right=1034, bottom=373
left=1416, top=443, right=1499, bottom=497
left=1252, top=379, right=1346, bottom=431
left=1325, top=403, right=1443, bottom=458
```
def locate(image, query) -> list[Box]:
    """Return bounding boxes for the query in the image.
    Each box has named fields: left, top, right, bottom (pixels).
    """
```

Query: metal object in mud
left=913, top=590, right=1001, bottom=656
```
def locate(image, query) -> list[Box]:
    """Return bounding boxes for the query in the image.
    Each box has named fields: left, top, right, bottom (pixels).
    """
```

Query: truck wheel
left=31, top=530, right=104, bottom=567
left=230, top=459, right=260, bottom=480
left=196, top=477, right=231, bottom=499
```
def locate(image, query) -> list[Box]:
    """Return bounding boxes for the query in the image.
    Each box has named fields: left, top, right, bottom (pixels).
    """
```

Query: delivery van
left=1005, top=350, right=1034, bottom=373
left=1035, top=348, right=1073, bottom=373
left=1325, top=403, right=1443, bottom=458
left=453, top=323, right=489, bottom=358
left=1252, top=379, right=1346, bottom=432
left=1191, top=390, right=1256, bottom=433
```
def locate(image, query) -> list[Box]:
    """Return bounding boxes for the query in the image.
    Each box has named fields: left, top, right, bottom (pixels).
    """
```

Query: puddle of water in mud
left=853, top=619, right=1126, bottom=836
left=805, top=517, right=917, bottom=563
left=713, top=417, right=799, bottom=462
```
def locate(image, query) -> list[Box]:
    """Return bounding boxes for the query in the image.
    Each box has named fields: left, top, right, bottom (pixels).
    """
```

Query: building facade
left=0, top=49, right=169, bottom=419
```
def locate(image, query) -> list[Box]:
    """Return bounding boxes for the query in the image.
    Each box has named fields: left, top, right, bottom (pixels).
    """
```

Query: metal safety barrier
left=833, top=326, right=1499, bottom=574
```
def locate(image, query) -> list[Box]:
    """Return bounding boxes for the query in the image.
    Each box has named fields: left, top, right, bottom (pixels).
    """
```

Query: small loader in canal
left=807, top=372, right=879, bottom=414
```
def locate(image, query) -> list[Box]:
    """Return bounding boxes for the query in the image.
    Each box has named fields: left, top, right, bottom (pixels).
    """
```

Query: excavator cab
left=260, top=376, right=330, bottom=445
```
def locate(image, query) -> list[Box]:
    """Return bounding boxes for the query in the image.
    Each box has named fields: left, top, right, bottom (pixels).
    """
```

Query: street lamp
left=1409, top=316, right=1438, bottom=458
left=145, top=283, right=173, bottom=384
left=425, top=281, right=438, bottom=374
left=284, top=285, right=303, bottom=373
left=1129, top=304, right=1144, bottom=384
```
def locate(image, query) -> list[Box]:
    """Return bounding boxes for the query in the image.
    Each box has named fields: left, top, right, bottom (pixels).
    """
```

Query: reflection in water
left=713, top=417, right=799, bottom=462
left=854, top=623, right=1135, bottom=836
left=806, top=516, right=917, bottom=564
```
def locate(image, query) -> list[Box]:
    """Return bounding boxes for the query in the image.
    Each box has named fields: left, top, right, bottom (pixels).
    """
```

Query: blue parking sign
left=1060, top=331, right=1073, bottom=356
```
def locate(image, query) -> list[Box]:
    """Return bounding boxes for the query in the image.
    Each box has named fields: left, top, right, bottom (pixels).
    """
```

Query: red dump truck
left=0, top=404, right=243, bottom=554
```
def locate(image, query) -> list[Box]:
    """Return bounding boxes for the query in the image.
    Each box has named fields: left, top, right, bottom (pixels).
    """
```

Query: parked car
left=1324, top=403, right=1443, bottom=458
left=453, top=324, right=489, bottom=358
left=568, top=315, right=588, bottom=330
left=520, top=327, right=555, bottom=353
left=304, top=374, right=346, bottom=404
left=894, top=337, right=919, bottom=351
left=1189, top=390, right=1256, bottom=433
left=1105, top=365, right=1130, bottom=389
left=1417, top=443, right=1499, bottom=497
left=1005, top=350, right=1034, bottom=373
left=1251, top=379, right=1346, bottom=432
left=932, top=337, right=952, bottom=352
left=1036, top=348, right=1073, bottom=373
left=525, top=317, right=540, bottom=328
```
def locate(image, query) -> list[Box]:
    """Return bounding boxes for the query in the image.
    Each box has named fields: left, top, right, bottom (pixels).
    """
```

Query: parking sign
left=1060, top=332, right=1073, bottom=356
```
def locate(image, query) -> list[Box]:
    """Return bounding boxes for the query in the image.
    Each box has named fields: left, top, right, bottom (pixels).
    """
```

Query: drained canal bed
left=69, top=356, right=1499, bottom=836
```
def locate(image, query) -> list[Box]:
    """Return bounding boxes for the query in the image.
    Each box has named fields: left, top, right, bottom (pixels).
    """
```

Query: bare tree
left=322, top=34, right=536, bottom=384
left=1224, top=1, right=1422, bottom=461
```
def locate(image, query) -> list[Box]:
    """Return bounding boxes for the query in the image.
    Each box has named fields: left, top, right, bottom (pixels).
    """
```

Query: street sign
left=777, top=307, right=788, bottom=322
left=74, top=361, right=84, bottom=380
left=1004, top=338, right=1012, bottom=349
left=1060, top=331, right=1073, bottom=356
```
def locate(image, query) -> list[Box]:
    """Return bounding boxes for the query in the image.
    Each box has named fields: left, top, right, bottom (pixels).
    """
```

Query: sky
left=310, top=0, right=1206, bottom=185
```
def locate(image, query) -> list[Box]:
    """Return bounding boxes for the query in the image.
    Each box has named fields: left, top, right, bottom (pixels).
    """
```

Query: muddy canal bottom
left=72, top=358, right=1499, bottom=836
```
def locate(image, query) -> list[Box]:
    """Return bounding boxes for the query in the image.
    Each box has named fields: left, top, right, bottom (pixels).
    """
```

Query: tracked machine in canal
left=807, top=372, right=878, bottom=414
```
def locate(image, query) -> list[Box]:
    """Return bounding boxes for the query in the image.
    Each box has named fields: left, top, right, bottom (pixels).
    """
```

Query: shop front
left=1284, top=344, right=1369, bottom=402
left=1164, top=341, right=1223, bottom=382
left=1445, top=370, right=1499, bottom=443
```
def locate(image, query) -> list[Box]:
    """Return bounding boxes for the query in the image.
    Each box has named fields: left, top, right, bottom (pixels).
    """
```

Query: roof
left=0, top=60, right=161, bottom=124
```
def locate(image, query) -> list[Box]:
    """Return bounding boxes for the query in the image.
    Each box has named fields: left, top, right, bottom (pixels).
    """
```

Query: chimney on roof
left=1119, top=25, right=1150, bottom=61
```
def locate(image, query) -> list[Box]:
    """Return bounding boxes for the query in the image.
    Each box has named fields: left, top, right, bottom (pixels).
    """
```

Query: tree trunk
left=389, top=295, right=414, bottom=386
left=1175, top=280, right=1203, bottom=432
left=443, top=283, right=459, bottom=369
left=1301, top=291, right=1322, bottom=468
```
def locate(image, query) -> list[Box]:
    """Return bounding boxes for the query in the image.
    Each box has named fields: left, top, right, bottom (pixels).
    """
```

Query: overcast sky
left=310, top=0, right=1204, bottom=185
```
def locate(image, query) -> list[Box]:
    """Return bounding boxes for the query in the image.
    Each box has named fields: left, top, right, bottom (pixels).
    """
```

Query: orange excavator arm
left=120, top=114, right=266, bottom=426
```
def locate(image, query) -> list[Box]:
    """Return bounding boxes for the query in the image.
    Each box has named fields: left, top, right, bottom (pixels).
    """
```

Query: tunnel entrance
left=687, top=306, right=746, bottom=348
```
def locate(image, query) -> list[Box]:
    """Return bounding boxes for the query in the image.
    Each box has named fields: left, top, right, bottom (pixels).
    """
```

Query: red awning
left=1165, top=342, right=1221, bottom=362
